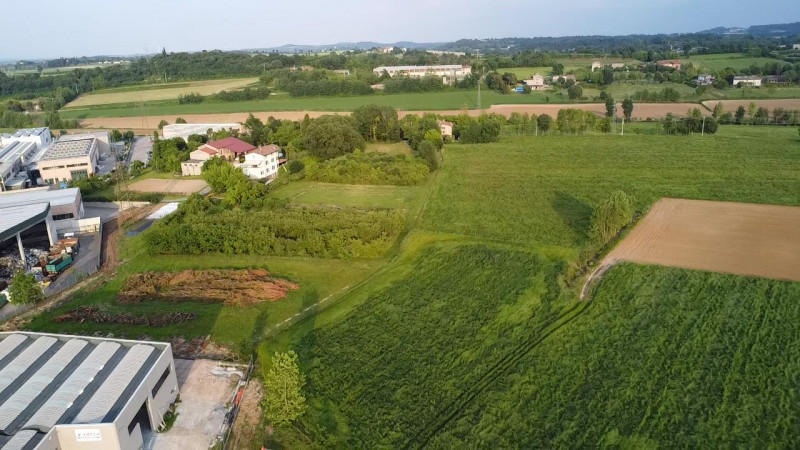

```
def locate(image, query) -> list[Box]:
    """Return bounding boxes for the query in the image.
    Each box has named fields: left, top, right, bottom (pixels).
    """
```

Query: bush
left=288, top=160, right=305, bottom=174
left=143, top=202, right=404, bottom=259
left=383, top=75, right=444, bottom=94
left=417, top=140, right=440, bottom=171
left=590, top=191, right=635, bottom=243
left=178, top=92, right=204, bottom=104
left=8, top=271, right=43, bottom=305
left=306, top=152, right=430, bottom=186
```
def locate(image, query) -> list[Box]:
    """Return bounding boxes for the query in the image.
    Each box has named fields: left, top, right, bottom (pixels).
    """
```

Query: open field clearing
left=270, top=182, right=422, bottom=209
left=504, top=66, right=554, bottom=78
left=689, top=53, right=785, bottom=71
left=365, top=141, right=413, bottom=156
left=429, top=263, right=800, bottom=447
left=64, top=77, right=258, bottom=107
left=607, top=198, right=800, bottom=281
left=128, top=178, right=208, bottom=194
left=701, top=98, right=800, bottom=112
left=422, top=126, right=800, bottom=249
left=489, top=102, right=708, bottom=118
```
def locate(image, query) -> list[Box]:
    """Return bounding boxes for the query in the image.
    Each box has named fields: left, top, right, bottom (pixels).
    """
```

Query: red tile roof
left=206, top=137, right=256, bottom=154
left=199, top=147, right=217, bottom=155
left=254, top=144, right=281, bottom=156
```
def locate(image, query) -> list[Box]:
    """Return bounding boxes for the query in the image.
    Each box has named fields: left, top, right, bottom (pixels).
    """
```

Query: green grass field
left=503, top=66, right=554, bottom=78
left=422, top=126, right=800, bottom=250
left=430, top=262, right=800, bottom=447
left=689, top=53, right=785, bottom=71
left=270, top=182, right=422, bottom=209
left=364, top=141, right=413, bottom=156
left=59, top=89, right=570, bottom=118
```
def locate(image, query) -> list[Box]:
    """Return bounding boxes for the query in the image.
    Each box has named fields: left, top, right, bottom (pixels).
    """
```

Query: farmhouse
left=656, top=60, right=682, bottom=70
left=162, top=123, right=241, bottom=141
left=37, top=139, right=99, bottom=185
left=591, top=61, right=625, bottom=71
left=522, top=74, right=547, bottom=90
left=732, top=75, right=762, bottom=87
left=196, top=137, right=256, bottom=161
left=234, top=151, right=280, bottom=181
left=438, top=120, right=454, bottom=137
left=181, top=138, right=281, bottom=177
left=694, top=74, right=716, bottom=85
left=0, top=332, right=179, bottom=450
left=763, top=75, right=787, bottom=84
left=371, top=65, right=472, bottom=85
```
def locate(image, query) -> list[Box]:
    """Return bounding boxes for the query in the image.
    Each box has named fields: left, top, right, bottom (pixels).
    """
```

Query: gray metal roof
left=0, top=332, right=169, bottom=441
left=0, top=202, right=50, bottom=243
left=1, top=128, right=49, bottom=139
left=41, top=139, right=94, bottom=161
left=0, top=187, right=79, bottom=209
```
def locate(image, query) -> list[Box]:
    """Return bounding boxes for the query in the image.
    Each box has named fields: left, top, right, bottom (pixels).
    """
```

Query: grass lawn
left=689, top=53, right=785, bottom=71
left=365, top=141, right=413, bottom=156
left=504, top=66, right=554, bottom=78
left=421, top=125, right=800, bottom=250
left=270, top=181, right=422, bottom=209
left=23, top=234, right=381, bottom=353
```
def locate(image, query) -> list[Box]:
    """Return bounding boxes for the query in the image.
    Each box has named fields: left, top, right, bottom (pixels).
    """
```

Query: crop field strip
left=428, top=263, right=800, bottom=447
left=63, top=77, right=259, bottom=107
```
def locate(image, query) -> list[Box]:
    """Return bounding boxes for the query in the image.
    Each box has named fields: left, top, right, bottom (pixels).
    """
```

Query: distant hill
left=700, top=21, right=800, bottom=36
left=245, top=41, right=446, bottom=53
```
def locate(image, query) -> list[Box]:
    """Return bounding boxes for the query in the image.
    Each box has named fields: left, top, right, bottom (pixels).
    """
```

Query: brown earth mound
left=54, top=306, right=196, bottom=327
left=119, top=269, right=300, bottom=306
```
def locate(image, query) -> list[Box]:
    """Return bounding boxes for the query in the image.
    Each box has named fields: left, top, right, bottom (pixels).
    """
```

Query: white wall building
left=0, top=128, right=52, bottom=150
left=162, top=123, right=241, bottom=141
left=523, top=74, right=547, bottom=90
left=732, top=76, right=762, bottom=87
left=234, top=150, right=280, bottom=181
left=0, top=332, right=180, bottom=450
left=57, top=132, right=110, bottom=155
left=38, top=139, right=99, bottom=184
left=372, top=65, right=472, bottom=85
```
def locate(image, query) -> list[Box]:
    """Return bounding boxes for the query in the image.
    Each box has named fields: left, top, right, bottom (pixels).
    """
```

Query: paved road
left=129, top=136, right=153, bottom=166
left=95, top=148, right=117, bottom=176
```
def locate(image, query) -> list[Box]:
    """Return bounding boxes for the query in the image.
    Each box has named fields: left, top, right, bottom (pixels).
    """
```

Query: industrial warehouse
left=0, top=332, right=179, bottom=450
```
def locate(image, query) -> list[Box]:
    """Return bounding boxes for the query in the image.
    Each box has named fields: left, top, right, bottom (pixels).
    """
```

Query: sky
left=1, top=0, right=799, bottom=59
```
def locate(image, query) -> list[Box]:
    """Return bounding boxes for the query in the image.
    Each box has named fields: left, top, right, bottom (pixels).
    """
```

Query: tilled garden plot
left=54, top=306, right=196, bottom=326
left=118, top=269, right=300, bottom=306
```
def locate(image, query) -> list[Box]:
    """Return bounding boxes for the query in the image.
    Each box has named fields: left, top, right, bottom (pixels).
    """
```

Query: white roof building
left=0, top=332, right=179, bottom=450
left=0, top=128, right=52, bottom=150
left=372, top=65, right=472, bottom=85
left=162, top=123, right=241, bottom=141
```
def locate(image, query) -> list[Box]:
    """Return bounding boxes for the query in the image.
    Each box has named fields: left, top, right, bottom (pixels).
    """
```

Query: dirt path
left=230, top=379, right=264, bottom=449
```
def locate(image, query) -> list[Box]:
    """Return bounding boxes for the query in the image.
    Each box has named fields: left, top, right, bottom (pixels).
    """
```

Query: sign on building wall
left=75, top=428, right=103, bottom=442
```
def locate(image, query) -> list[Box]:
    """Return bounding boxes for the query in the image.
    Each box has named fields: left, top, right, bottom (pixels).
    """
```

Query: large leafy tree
left=622, top=99, right=634, bottom=120
left=262, top=351, right=307, bottom=427
left=302, top=115, right=365, bottom=160
left=351, top=105, right=401, bottom=142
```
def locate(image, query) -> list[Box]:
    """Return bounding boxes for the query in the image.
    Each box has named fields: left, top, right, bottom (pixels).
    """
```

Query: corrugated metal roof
left=0, top=187, right=79, bottom=208
left=0, top=336, right=57, bottom=395
left=2, top=429, right=38, bottom=450
left=0, top=202, right=51, bottom=243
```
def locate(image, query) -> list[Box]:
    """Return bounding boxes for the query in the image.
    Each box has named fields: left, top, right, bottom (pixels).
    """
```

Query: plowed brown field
left=607, top=198, right=800, bottom=281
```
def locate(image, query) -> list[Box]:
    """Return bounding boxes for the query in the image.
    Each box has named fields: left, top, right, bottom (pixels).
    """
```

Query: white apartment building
left=234, top=149, right=280, bottom=181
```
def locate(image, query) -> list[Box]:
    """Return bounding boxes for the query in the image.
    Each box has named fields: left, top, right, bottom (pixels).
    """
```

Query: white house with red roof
left=181, top=137, right=282, bottom=178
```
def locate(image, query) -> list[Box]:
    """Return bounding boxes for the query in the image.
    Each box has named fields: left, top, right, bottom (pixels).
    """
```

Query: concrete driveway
left=150, top=359, right=244, bottom=450
left=130, top=137, right=153, bottom=166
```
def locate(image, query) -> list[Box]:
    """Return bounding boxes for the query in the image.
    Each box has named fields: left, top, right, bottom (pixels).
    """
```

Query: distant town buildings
left=732, top=75, right=762, bottom=87
left=591, top=61, right=625, bottom=71
left=426, top=50, right=466, bottom=57
left=372, top=65, right=472, bottom=85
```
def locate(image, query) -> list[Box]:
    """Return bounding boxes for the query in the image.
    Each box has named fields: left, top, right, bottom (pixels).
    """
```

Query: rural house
left=196, top=137, right=257, bottom=161
left=694, top=74, right=716, bottom=85
left=656, top=60, right=682, bottom=70
left=552, top=74, right=577, bottom=84
left=591, top=61, right=625, bottom=71
left=234, top=151, right=280, bottom=181
left=763, top=75, right=787, bottom=84
left=522, top=74, right=547, bottom=90
left=732, top=75, right=762, bottom=87
left=438, top=120, right=454, bottom=137
left=181, top=139, right=281, bottom=177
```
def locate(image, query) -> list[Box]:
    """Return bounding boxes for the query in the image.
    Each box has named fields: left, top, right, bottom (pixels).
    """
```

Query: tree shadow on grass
left=552, top=191, right=593, bottom=243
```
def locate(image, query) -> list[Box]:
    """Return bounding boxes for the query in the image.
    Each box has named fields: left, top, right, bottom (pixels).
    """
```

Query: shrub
left=302, top=115, right=365, bottom=160
left=306, top=152, right=430, bottom=186
left=417, top=140, right=440, bottom=171
left=178, top=92, right=204, bottom=104
left=287, top=160, right=305, bottom=174
left=590, top=191, right=635, bottom=243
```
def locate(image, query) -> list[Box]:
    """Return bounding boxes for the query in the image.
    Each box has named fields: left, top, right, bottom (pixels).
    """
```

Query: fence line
left=220, top=355, right=256, bottom=450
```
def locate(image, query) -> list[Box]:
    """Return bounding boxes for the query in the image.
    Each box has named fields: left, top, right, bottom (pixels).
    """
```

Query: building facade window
left=70, top=170, right=89, bottom=180
left=52, top=213, right=74, bottom=221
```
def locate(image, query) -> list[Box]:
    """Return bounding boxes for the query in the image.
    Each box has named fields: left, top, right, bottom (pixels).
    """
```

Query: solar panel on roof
left=0, top=339, right=88, bottom=433
left=1, top=429, right=37, bottom=450
left=0, top=334, right=27, bottom=361
left=0, top=336, right=57, bottom=395
left=23, top=341, right=120, bottom=432
left=73, top=344, right=155, bottom=424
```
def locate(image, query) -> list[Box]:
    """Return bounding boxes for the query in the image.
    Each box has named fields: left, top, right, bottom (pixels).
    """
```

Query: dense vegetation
left=143, top=198, right=404, bottom=259
left=304, top=152, right=431, bottom=186
left=430, top=263, right=800, bottom=447
left=295, top=245, right=565, bottom=447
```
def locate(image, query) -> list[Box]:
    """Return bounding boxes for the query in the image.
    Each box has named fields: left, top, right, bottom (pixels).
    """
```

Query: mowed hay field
left=64, top=77, right=259, bottom=107
left=689, top=53, right=785, bottom=71
left=608, top=198, right=800, bottom=281
left=422, top=126, right=800, bottom=249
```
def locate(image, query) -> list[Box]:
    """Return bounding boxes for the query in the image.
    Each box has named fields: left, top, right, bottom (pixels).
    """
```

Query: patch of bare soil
left=119, top=269, right=300, bottom=306
left=606, top=198, right=800, bottom=281
left=53, top=306, right=196, bottom=326
left=230, top=379, right=265, bottom=449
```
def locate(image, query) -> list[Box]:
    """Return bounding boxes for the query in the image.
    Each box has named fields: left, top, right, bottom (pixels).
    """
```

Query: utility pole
left=701, top=116, right=706, bottom=137
left=476, top=49, right=481, bottom=110
left=621, top=117, right=624, bottom=136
